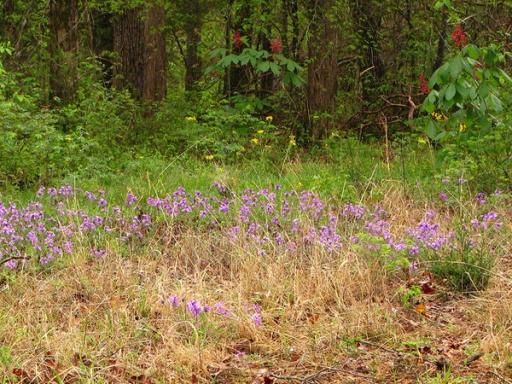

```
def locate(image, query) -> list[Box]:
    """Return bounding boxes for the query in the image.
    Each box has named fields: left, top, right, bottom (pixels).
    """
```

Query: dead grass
left=0, top=192, right=511, bottom=383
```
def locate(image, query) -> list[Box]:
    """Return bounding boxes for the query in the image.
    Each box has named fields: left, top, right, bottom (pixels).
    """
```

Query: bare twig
left=491, top=370, right=512, bottom=384
left=0, top=256, right=28, bottom=266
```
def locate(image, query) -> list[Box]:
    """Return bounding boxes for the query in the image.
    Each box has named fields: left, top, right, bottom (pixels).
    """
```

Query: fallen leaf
left=420, top=281, right=435, bottom=294
left=12, top=368, right=30, bottom=378
left=415, top=303, right=427, bottom=316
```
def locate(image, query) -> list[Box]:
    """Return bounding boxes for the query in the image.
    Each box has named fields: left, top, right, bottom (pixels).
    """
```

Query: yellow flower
left=265, top=116, right=273, bottom=122
left=418, top=136, right=427, bottom=145
left=257, top=129, right=264, bottom=134
left=431, top=112, right=447, bottom=122
left=459, top=122, right=467, bottom=132
left=250, top=138, right=259, bottom=145
left=185, top=116, right=197, bottom=123
left=204, top=154, right=214, bottom=160
left=289, top=135, right=296, bottom=146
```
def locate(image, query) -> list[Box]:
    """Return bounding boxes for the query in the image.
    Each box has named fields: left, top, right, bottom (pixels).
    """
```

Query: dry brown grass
left=0, top=192, right=511, bottom=383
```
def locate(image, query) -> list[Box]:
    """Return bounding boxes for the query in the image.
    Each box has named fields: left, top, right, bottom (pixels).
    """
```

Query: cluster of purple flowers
left=1, top=184, right=506, bottom=273
left=168, top=295, right=261, bottom=326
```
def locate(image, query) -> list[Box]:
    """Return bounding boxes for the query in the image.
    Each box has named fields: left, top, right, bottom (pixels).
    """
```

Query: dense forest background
left=0, top=0, right=510, bottom=190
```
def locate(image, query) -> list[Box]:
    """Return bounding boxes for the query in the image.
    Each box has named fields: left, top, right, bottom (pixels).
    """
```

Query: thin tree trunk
left=258, top=1, right=273, bottom=98
left=433, top=12, right=448, bottom=71
left=289, top=0, right=299, bottom=61
left=1, top=0, right=15, bottom=42
left=306, top=0, right=339, bottom=141
left=349, top=0, right=385, bottom=102
left=91, top=10, right=114, bottom=87
left=184, top=0, right=203, bottom=92
left=49, top=0, right=79, bottom=104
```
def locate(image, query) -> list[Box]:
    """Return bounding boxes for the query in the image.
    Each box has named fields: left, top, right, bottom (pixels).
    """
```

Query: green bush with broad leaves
left=416, top=40, right=512, bottom=189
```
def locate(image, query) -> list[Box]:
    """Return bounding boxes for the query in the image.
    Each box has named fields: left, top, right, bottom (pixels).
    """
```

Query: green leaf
left=269, top=62, right=281, bottom=76
left=478, top=83, right=489, bottom=98
left=488, top=94, right=503, bottom=112
left=256, top=61, right=271, bottom=73
left=456, top=82, right=469, bottom=98
left=445, top=84, right=457, bottom=101
left=423, top=101, right=435, bottom=114
left=434, top=131, right=447, bottom=141
left=450, top=56, right=463, bottom=78
left=498, top=69, right=512, bottom=83
left=426, top=121, right=438, bottom=139
left=465, top=44, right=480, bottom=60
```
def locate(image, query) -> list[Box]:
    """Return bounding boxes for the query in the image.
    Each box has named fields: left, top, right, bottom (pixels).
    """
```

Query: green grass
left=0, top=138, right=447, bottom=208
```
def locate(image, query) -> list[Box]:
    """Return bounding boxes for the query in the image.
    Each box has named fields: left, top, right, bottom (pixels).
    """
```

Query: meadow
left=0, top=148, right=510, bottom=383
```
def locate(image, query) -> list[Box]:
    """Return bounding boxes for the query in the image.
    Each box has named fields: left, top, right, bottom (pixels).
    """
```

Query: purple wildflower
left=187, top=300, right=204, bottom=317
left=126, top=192, right=138, bottom=206
left=168, top=295, right=180, bottom=308
left=251, top=313, right=262, bottom=326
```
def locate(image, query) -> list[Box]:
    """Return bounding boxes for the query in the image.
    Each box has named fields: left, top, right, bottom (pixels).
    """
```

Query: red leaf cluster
left=418, top=73, right=430, bottom=94
left=271, top=38, right=282, bottom=54
left=451, top=24, right=467, bottom=48
left=233, top=31, right=242, bottom=50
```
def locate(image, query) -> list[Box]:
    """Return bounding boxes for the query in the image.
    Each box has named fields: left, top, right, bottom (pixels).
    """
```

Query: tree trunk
left=224, top=0, right=251, bottom=97
left=91, top=10, right=114, bottom=87
left=113, top=3, right=166, bottom=101
left=1, top=0, right=15, bottom=42
left=258, top=1, right=274, bottom=98
left=306, top=0, right=339, bottom=141
left=289, top=0, right=300, bottom=61
left=184, top=0, right=203, bottom=92
left=433, top=12, right=448, bottom=71
left=349, top=0, right=385, bottom=102
left=49, top=0, right=79, bottom=104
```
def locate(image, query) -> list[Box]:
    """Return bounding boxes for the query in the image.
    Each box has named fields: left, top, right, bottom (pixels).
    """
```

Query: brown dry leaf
left=129, top=374, right=153, bottom=384
left=252, top=369, right=274, bottom=384
left=420, top=281, right=435, bottom=294
left=307, top=313, right=320, bottom=324
left=415, top=303, right=427, bottom=316
left=12, top=368, right=30, bottom=379
left=191, top=373, right=199, bottom=383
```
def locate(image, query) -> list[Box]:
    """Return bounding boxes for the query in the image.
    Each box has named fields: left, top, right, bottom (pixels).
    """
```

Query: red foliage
left=233, top=31, right=242, bottom=50
left=271, top=37, right=282, bottom=54
left=418, top=73, right=430, bottom=94
left=451, top=24, right=467, bottom=48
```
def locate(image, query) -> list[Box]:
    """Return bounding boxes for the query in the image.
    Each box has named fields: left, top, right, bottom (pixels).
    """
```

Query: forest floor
left=0, top=160, right=511, bottom=383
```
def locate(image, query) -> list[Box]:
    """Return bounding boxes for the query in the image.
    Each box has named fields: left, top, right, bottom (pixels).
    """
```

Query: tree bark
left=91, top=10, right=114, bottom=87
left=113, top=3, right=166, bottom=101
left=306, top=0, right=339, bottom=141
left=349, top=0, right=385, bottom=102
left=49, top=0, right=79, bottom=104
left=1, top=0, right=15, bottom=42
left=184, top=0, right=203, bottom=92
left=433, top=12, right=448, bottom=71
left=258, top=0, right=274, bottom=98
left=289, top=0, right=299, bottom=61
